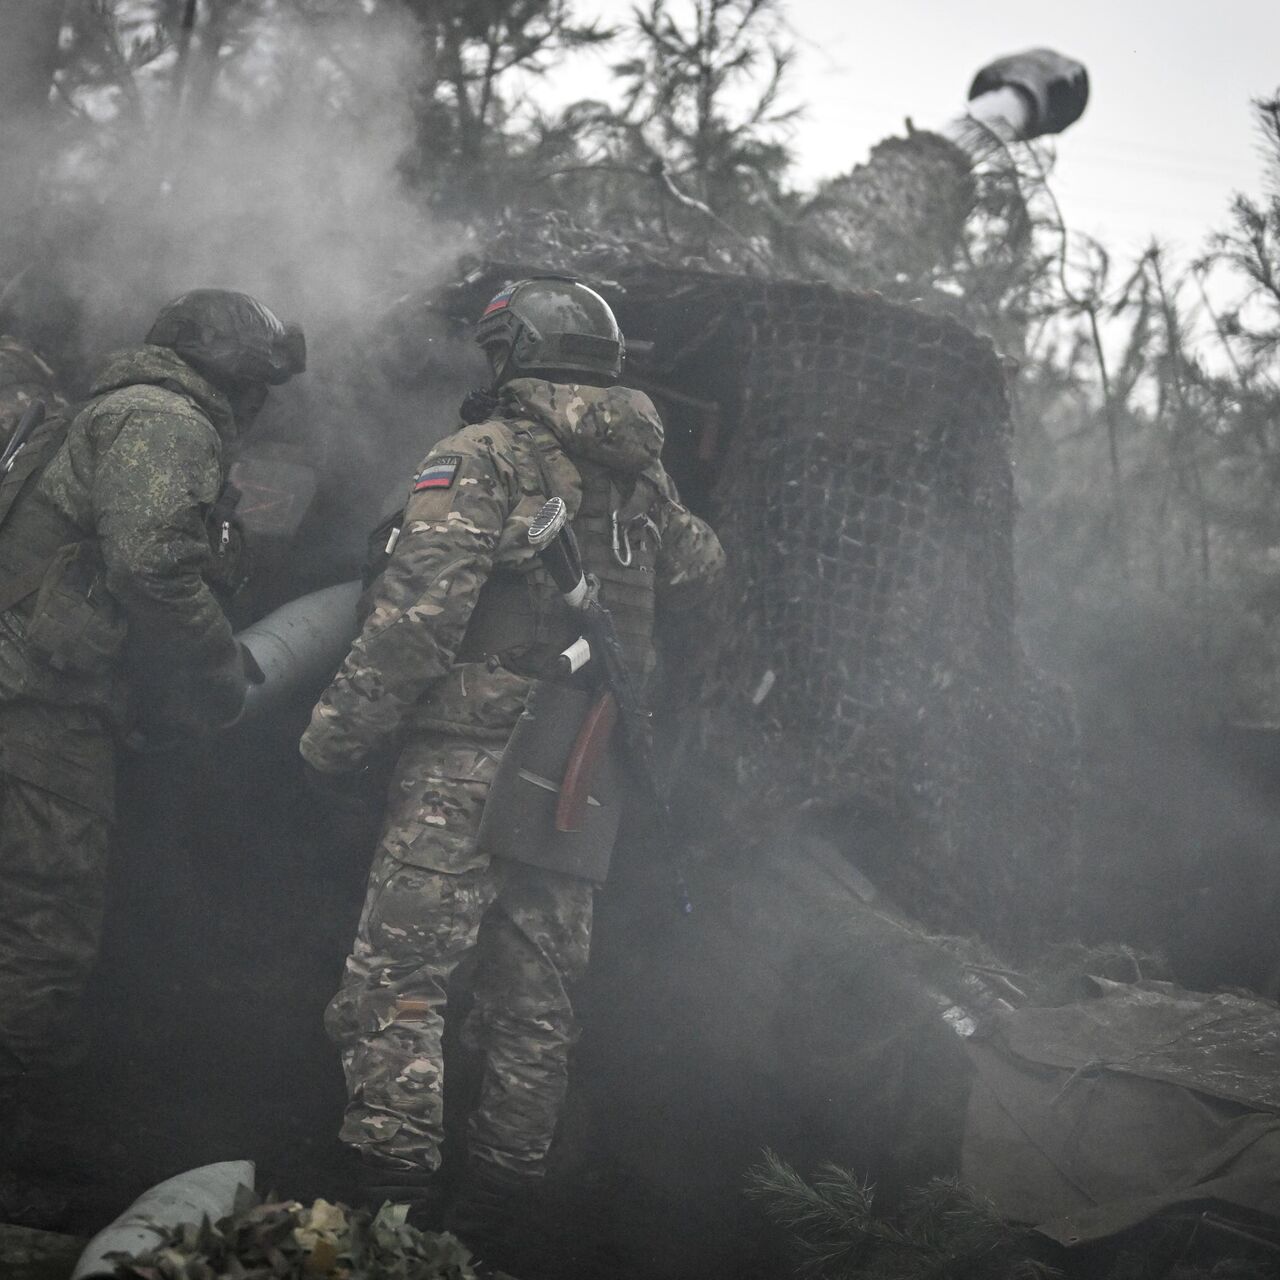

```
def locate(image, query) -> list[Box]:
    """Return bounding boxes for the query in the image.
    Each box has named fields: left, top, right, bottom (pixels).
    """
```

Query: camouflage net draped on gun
left=694, top=277, right=1076, bottom=953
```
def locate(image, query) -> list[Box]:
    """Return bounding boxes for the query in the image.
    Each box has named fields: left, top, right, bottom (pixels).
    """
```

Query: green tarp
left=961, top=980, right=1280, bottom=1245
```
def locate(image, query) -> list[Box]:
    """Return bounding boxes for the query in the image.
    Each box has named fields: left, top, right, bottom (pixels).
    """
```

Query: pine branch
left=747, top=1157, right=1063, bottom=1280
left=745, top=1150, right=878, bottom=1278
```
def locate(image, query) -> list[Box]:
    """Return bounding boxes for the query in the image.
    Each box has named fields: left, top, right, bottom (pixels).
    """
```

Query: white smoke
left=28, top=2, right=486, bottom=575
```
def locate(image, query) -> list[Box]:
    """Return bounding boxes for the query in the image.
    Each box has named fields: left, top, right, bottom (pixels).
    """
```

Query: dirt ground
left=13, top=701, right=1280, bottom=1280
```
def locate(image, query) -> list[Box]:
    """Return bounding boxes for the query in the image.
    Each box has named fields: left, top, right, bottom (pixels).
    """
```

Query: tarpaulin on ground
left=960, top=980, right=1280, bottom=1245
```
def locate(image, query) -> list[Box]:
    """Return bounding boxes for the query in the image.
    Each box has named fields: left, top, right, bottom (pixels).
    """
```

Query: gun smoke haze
left=1013, top=556, right=1280, bottom=993
left=12, top=1, right=482, bottom=567
left=1011, top=329, right=1280, bottom=991
left=10, top=14, right=1280, bottom=1278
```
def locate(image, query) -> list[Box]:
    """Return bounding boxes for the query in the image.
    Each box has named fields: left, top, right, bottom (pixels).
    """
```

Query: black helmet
left=474, top=277, right=623, bottom=383
left=146, top=289, right=306, bottom=387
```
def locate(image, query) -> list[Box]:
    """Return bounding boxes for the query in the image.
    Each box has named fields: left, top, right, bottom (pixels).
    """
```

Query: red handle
left=556, top=692, right=618, bottom=832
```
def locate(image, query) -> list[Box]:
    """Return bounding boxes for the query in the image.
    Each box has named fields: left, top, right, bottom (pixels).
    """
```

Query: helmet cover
left=146, top=289, right=306, bottom=387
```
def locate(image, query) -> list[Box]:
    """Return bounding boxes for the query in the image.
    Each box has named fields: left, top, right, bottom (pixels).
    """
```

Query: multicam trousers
left=0, top=771, right=110, bottom=1082
left=324, top=851, right=593, bottom=1175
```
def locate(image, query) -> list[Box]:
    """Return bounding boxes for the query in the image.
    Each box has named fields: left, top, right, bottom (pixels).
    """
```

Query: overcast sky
left=551, top=0, right=1280, bottom=267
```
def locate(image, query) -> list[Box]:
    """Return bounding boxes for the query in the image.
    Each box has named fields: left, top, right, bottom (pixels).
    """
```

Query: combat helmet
left=474, top=277, right=623, bottom=384
left=146, top=289, right=306, bottom=388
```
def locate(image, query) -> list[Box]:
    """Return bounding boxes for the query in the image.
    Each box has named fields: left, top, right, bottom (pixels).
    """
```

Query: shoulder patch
left=413, top=455, right=463, bottom=492
left=482, top=284, right=516, bottom=316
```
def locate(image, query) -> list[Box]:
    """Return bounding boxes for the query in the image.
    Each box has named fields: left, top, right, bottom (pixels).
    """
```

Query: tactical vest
left=456, top=443, right=663, bottom=688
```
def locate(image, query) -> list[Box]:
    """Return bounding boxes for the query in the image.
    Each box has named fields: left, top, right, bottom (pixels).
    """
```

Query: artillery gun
left=154, top=49, right=1086, bottom=1275
left=18, top=37, right=1280, bottom=1280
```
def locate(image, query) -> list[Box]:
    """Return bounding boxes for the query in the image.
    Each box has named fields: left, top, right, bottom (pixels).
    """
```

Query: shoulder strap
left=0, top=414, right=75, bottom=613
left=510, top=421, right=557, bottom=498
left=0, top=413, right=70, bottom=535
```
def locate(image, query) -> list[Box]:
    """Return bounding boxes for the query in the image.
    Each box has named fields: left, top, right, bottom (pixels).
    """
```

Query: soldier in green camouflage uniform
left=301, top=279, right=723, bottom=1227
left=0, top=289, right=305, bottom=1098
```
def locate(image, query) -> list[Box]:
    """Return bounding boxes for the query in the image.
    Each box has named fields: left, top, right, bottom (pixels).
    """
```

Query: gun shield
left=477, top=681, right=623, bottom=882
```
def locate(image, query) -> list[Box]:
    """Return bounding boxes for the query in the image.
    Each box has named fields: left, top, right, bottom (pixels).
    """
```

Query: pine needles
left=745, top=1151, right=1061, bottom=1280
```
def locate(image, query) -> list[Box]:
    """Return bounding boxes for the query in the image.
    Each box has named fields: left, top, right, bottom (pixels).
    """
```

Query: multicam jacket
left=0, top=345, right=247, bottom=812
left=300, top=378, right=724, bottom=777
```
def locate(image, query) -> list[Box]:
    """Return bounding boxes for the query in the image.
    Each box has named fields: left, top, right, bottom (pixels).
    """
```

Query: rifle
left=1, top=399, right=45, bottom=475
left=529, top=496, right=692, bottom=914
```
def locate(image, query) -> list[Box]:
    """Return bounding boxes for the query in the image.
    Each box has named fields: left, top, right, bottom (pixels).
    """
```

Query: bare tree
left=397, top=0, right=615, bottom=208
left=0, top=0, right=71, bottom=261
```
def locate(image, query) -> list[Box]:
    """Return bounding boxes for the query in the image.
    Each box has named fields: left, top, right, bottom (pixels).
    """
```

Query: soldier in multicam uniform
left=0, top=290, right=305, bottom=1151
left=300, top=278, right=724, bottom=1241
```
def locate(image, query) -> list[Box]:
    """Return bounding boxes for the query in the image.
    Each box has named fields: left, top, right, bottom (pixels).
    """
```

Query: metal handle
left=530, top=496, right=589, bottom=605
left=529, top=496, right=567, bottom=548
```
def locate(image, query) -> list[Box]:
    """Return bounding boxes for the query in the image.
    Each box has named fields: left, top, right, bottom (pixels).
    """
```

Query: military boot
left=356, top=1151, right=447, bottom=1232
left=443, top=1159, right=539, bottom=1269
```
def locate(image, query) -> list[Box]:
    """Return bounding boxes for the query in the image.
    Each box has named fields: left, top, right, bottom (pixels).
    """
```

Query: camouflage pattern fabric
left=376, top=739, right=500, bottom=876
left=111, top=1191, right=480, bottom=1278
left=0, top=343, right=246, bottom=747
left=0, top=771, right=109, bottom=1081
left=475, top=128, right=980, bottom=295
left=324, top=851, right=591, bottom=1174
left=0, top=345, right=248, bottom=1080
left=0, top=334, right=66, bottom=446
left=300, top=378, right=723, bottom=776
left=304, top=379, right=722, bottom=1173
left=794, top=132, right=976, bottom=290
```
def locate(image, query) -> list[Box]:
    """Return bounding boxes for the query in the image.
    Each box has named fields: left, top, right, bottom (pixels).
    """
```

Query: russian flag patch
left=414, top=455, right=462, bottom=492
left=482, top=285, right=515, bottom=316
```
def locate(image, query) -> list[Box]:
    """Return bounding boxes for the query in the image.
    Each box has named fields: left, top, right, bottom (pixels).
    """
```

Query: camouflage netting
left=435, top=255, right=1078, bottom=956
left=693, top=276, right=1077, bottom=954
left=109, top=1191, right=480, bottom=1279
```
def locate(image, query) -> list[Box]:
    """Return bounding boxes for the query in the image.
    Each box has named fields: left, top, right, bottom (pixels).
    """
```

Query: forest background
left=2, top=0, right=1280, bottom=983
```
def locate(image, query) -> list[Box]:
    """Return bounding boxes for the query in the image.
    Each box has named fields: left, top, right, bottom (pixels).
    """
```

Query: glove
left=201, top=641, right=269, bottom=730
left=239, top=640, right=267, bottom=686
left=968, top=48, right=1089, bottom=139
